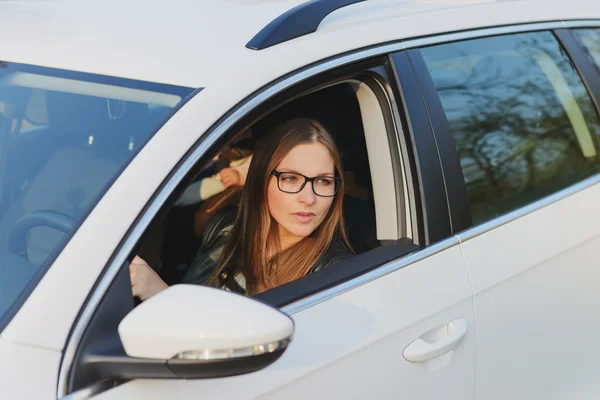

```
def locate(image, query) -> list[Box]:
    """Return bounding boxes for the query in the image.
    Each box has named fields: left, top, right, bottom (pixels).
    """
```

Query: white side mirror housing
left=117, top=284, right=293, bottom=378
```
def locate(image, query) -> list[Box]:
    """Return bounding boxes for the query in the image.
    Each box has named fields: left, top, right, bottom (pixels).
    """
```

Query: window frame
left=412, top=25, right=600, bottom=235
left=556, top=27, right=600, bottom=118
left=389, top=51, right=456, bottom=243
left=59, top=48, right=452, bottom=396
left=93, top=54, right=450, bottom=310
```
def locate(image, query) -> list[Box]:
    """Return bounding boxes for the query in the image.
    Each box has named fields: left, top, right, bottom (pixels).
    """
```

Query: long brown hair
left=205, top=118, right=351, bottom=295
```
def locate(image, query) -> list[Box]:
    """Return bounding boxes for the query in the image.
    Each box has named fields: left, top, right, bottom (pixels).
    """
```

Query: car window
left=420, top=32, right=600, bottom=225
left=0, top=62, right=195, bottom=324
left=571, top=28, right=600, bottom=72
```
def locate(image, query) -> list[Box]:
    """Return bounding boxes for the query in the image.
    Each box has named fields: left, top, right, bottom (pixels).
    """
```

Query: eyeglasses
left=271, top=170, right=341, bottom=197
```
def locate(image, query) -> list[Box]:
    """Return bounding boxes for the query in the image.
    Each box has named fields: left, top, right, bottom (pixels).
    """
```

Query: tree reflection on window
left=422, top=32, right=600, bottom=224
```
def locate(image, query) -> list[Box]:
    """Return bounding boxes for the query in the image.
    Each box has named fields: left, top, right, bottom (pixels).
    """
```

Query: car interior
left=0, top=68, right=190, bottom=320
left=0, top=79, right=177, bottom=265
left=136, top=80, right=404, bottom=290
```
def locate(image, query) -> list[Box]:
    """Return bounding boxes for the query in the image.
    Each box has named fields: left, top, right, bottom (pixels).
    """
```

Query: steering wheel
left=9, top=210, right=76, bottom=257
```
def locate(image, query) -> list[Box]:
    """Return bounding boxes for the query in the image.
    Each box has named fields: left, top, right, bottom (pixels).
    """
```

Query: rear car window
left=420, top=31, right=600, bottom=225
left=0, top=62, right=195, bottom=325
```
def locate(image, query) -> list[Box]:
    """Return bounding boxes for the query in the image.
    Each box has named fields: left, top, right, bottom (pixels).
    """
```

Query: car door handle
left=403, top=318, right=468, bottom=363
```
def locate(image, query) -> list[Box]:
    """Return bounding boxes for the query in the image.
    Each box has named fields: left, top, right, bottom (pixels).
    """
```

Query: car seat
left=0, top=91, right=146, bottom=264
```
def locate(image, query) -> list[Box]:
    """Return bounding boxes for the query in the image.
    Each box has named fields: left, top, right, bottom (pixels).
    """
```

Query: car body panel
left=458, top=179, right=600, bottom=399
left=0, top=338, right=61, bottom=400
left=94, top=243, right=476, bottom=400
left=0, top=0, right=598, bottom=90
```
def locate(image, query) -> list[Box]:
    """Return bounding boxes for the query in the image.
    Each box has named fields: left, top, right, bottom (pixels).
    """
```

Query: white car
left=2, top=0, right=600, bottom=399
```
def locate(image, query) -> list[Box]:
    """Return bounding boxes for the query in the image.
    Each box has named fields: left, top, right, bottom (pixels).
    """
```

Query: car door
left=91, top=243, right=474, bottom=400
left=417, top=27, right=600, bottom=399
left=56, top=50, right=477, bottom=399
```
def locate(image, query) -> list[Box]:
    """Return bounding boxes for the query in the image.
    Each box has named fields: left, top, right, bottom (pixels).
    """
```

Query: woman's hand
left=219, top=167, right=242, bottom=188
left=129, top=256, right=169, bottom=301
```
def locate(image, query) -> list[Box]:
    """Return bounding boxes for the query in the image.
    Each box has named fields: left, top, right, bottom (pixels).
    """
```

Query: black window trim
left=389, top=51, right=453, bottom=243
left=554, top=28, right=600, bottom=120
left=404, top=49, right=472, bottom=235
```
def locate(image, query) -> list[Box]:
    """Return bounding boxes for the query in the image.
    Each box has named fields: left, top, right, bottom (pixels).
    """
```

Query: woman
left=130, top=118, right=353, bottom=299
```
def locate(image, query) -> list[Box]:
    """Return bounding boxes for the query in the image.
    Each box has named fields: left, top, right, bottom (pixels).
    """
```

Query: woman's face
left=267, top=142, right=336, bottom=247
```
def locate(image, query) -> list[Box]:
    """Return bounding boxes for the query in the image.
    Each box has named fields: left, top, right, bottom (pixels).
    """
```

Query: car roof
left=1, top=0, right=599, bottom=90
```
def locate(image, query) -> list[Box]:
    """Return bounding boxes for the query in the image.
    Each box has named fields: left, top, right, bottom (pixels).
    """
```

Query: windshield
left=0, top=61, right=195, bottom=325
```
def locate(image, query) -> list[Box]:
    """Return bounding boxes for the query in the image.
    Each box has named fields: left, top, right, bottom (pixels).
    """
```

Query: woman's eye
left=282, top=175, right=298, bottom=183
left=316, top=178, right=333, bottom=186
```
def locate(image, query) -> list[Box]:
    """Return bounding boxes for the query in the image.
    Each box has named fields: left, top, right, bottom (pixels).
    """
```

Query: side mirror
left=116, top=284, right=293, bottom=379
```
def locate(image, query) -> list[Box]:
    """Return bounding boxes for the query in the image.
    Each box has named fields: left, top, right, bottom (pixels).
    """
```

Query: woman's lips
left=293, top=212, right=316, bottom=223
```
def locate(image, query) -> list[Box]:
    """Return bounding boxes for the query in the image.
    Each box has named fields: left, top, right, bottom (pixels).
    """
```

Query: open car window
left=134, top=74, right=418, bottom=306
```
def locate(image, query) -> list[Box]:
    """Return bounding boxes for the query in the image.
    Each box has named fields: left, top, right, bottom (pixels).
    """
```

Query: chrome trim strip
left=402, top=21, right=565, bottom=49
left=175, top=337, right=291, bottom=360
left=563, top=20, right=600, bottom=28
left=457, top=173, right=600, bottom=243
left=283, top=236, right=460, bottom=315
left=58, top=18, right=600, bottom=398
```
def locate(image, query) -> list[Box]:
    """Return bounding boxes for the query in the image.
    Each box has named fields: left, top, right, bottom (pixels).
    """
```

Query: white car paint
left=458, top=177, right=600, bottom=400
left=1, top=0, right=600, bottom=399
left=0, top=339, right=61, bottom=400
left=0, top=0, right=597, bottom=90
left=94, top=242, right=475, bottom=400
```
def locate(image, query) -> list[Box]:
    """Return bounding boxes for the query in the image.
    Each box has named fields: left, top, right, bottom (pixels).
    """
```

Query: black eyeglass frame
left=271, top=170, right=341, bottom=197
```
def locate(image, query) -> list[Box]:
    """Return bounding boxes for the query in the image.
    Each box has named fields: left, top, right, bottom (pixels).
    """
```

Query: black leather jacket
left=182, top=206, right=353, bottom=293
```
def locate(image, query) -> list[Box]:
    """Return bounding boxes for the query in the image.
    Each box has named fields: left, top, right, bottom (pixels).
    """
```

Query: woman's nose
left=298, top=182, right=316, bottom=205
